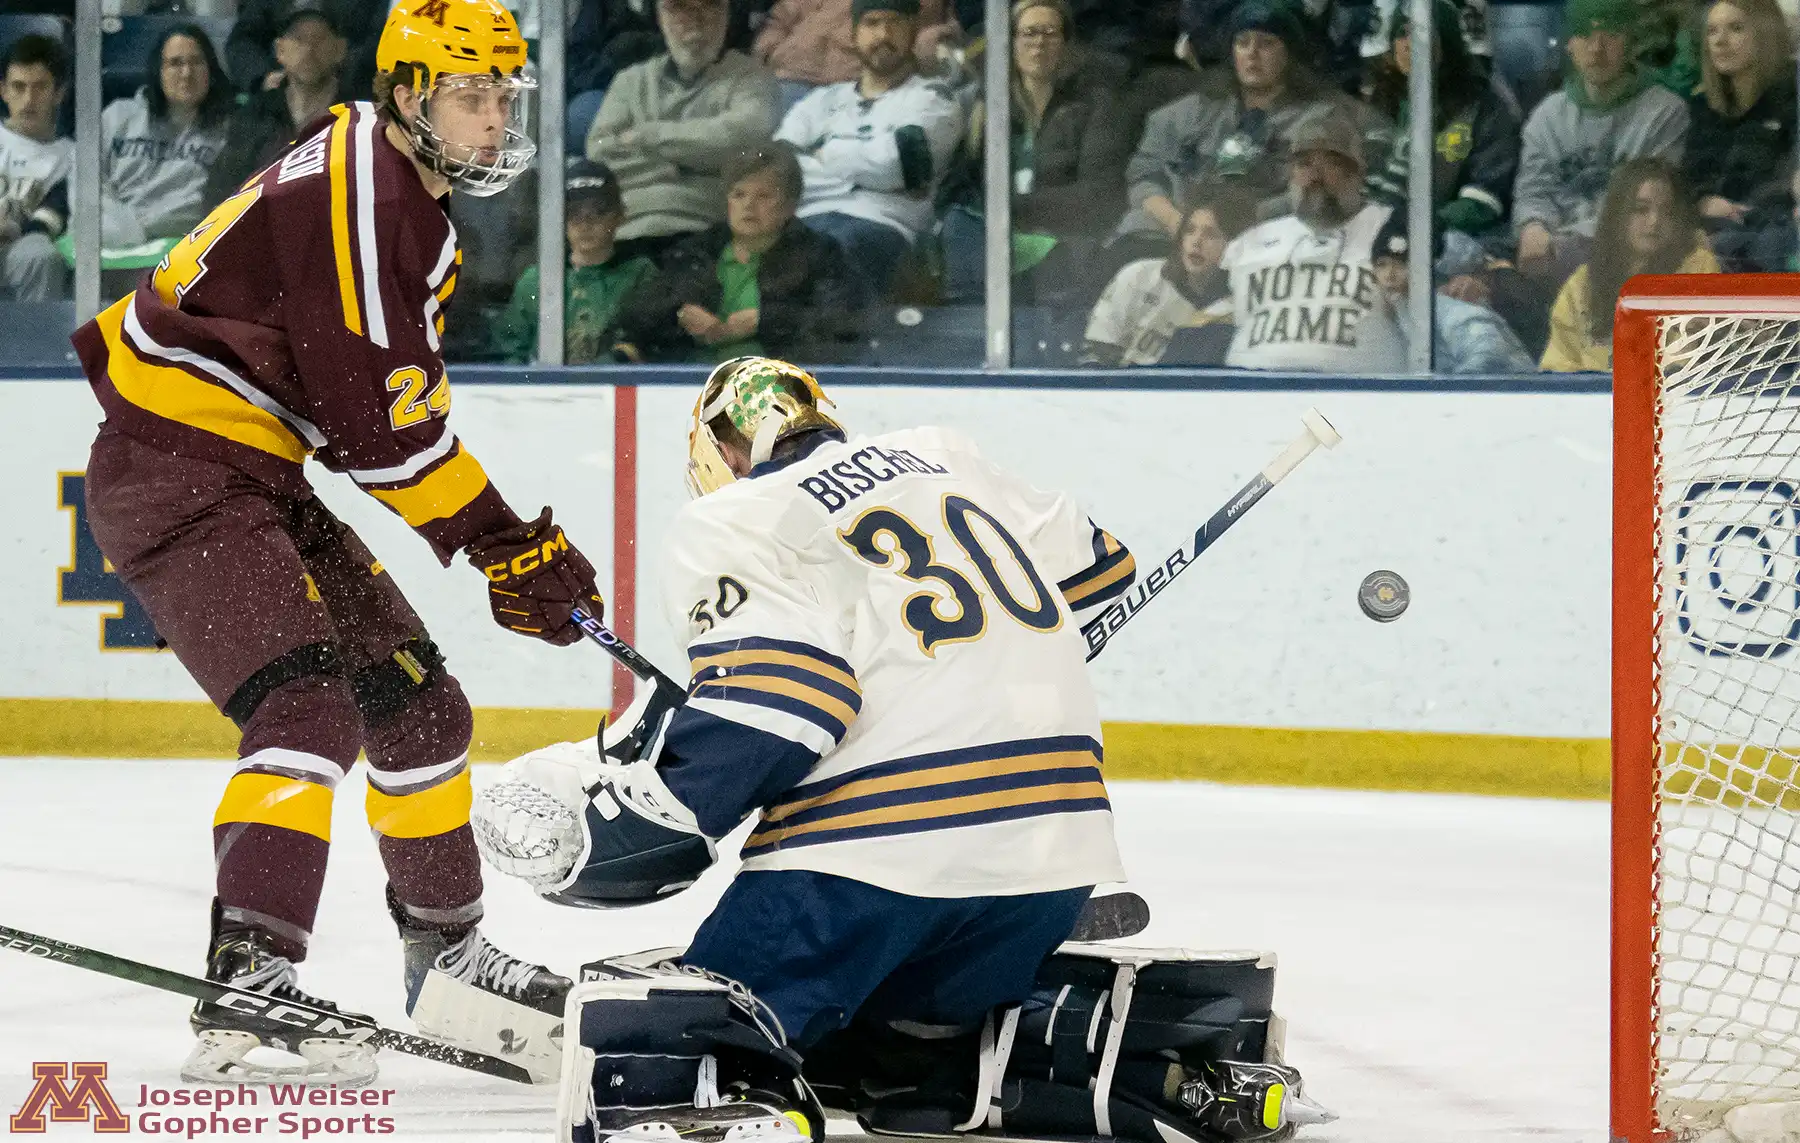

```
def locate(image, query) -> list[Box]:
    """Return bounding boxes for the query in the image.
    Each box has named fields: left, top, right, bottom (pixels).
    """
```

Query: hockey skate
left=590, top=1087, right=815, bottom=1143
left=1174, top=1060, right=1335, bottom=1142
left=391, top=890, right=570, bottom=1083
left=183, top=903, right=379, bottom=1086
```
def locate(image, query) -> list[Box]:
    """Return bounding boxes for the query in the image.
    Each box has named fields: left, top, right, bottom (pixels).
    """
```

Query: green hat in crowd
left=1564, top=0, right=1635, bottom=39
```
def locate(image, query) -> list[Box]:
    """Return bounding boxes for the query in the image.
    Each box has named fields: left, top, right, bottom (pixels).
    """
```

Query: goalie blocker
left=555, top=947, right=1332, bottom=1143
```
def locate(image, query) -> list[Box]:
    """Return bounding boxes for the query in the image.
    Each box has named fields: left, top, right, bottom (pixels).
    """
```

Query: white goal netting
left=1653, top=314, right=1800, bottom=1139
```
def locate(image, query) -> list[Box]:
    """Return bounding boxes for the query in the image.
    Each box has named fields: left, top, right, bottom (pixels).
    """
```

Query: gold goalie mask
left=686, top=357, right=842, bottom=499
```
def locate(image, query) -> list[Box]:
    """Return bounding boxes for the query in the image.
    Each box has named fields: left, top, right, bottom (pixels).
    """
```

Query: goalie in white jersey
left=476, top=358, right=1329, bottom=1143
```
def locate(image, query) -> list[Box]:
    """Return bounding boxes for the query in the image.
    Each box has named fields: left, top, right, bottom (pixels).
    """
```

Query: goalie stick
left=0, top=923, right=535, bottom=1085
left=563, top=608, right=1150, bottom=943
left=1080, top=409, right=1341, bottom=661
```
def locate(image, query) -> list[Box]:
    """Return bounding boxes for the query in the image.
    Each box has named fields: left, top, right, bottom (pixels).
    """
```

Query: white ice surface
left=0, top=758, right=1607, bottom=1141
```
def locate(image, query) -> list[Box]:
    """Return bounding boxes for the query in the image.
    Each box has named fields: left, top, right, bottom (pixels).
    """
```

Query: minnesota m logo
left=10, top=1062, right=129, bottom=1132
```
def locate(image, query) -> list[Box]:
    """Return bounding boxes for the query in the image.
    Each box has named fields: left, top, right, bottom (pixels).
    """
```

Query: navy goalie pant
left=682, top=868, right=1092, bottom=1050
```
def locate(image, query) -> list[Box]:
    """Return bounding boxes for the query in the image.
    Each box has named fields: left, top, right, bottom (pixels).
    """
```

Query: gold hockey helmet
left=687, top=357, right=842, bottom=499
left=377, top=0, right=536, bottom=197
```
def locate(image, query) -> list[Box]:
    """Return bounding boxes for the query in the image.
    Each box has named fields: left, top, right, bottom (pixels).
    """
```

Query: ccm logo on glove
left=467, top=508, right=604, bottom=645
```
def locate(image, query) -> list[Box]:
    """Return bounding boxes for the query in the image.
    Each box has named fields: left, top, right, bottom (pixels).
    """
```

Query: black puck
left=1358, top=570, right=1410, bottom=622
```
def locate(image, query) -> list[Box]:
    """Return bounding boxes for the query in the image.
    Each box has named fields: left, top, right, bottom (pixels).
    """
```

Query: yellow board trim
left=749, top=779, right=1110, bottom=849
left=0, top=699, right=1616, bottom=800
left=213, top=771, right=335, bottom=841
left=365, top=767, right=473, bottom=838
left=689, top=648, right=860, bottom=697
left=763, top=748, right=1100, bottom=826
left=328, top=107, right=361, bottom=338
left=97, top=300, right=308, bottom=462
left=367, top=447, right=490, bottom=527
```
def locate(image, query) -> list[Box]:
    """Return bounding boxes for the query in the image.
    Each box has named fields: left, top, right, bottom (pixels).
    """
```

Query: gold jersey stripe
left=367, top=446, right=491, bottom=526
left=747, top=779, right=1109, bottom=849
left=435, top=272, right=458, bottom=303
left=1064, top=552, right=1137, bottom=608
left=96, top=298, right=307, bottom=462
left=328, top=106, right=361, bottom=338
left=694, top=671, right=858, bottom=730
left=688, top=648, right=860, bottom=696
left=365, top=767, right=473, bottom=839
left=213, top=771, right=335, bottom=841
left=761, top=748, right=1099, bottom=826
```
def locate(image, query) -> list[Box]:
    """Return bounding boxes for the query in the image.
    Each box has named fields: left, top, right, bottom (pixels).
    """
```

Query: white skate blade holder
left=181, top=1028, right=379, bottom=1086
left=410, top=967, right=565, bottom=1084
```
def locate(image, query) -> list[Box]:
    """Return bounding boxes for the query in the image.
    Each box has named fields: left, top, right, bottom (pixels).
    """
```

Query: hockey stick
left=0, top=923, right=535, bottom=1085
left=1080, top=409, right=1341, bottom=661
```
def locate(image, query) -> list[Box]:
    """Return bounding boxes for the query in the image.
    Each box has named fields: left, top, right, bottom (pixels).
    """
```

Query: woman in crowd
left=617, top=144, right=865, bottom=364
left=1081, top=187, right=1253, bottom=367
left=1541, top=158, right=1718, bottom=371
left=1363, top=0, right=1520, bottom=265
left=1681, top=0, right=1795, bottom=265
left=101, top=23, right=232, bottom=247
left=937, top=0, right=1129, bottom=307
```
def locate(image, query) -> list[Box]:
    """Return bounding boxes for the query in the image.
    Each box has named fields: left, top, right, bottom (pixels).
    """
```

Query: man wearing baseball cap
left=773, top=0, right=963, bottom=294
left=204, top=0, right=346, bottom=207
left=493, top=158, right=656, bottom=363
left=1219, top=104, right=1407, bottom=372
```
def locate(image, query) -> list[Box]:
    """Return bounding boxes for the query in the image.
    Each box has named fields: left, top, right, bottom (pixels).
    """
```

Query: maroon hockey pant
left=84, top=429, right=483, bottom=961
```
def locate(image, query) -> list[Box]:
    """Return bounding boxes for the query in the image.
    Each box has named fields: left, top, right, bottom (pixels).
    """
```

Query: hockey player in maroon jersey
left=70, top=0, right=591, bottom=1085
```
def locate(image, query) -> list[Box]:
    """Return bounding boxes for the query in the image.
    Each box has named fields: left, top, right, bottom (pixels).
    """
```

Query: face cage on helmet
left=406, top=73, right=538, bottom=198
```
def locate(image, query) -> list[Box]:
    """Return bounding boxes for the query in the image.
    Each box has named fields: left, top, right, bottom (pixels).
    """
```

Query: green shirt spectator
left=491, top=158, right=654, bottom=363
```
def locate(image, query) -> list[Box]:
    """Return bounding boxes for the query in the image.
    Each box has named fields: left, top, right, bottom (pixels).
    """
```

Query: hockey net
left=1615, top=278, right=1800, bottom=1143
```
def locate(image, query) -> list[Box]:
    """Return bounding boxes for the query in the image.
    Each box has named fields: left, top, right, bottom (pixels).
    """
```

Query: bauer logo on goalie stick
left=1358, top=570, right=1409, bottom=622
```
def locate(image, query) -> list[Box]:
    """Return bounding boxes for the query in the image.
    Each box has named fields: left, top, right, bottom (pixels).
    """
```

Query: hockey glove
left=468, top=508, right=604, bottom=646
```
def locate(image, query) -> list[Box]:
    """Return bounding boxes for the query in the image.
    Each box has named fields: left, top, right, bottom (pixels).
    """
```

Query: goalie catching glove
left=472, top=684, right=717, bottom=905
left=467, top=507, right=604, bottom=645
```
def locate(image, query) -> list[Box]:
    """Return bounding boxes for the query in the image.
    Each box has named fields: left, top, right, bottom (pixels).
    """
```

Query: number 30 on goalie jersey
left=653, top=425, right=1135, bottom=901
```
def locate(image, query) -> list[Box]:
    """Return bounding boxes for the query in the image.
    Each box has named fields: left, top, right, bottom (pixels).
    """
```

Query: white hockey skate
left=392, top=892, right=570, bottom=1084
left=184, top=903, right=378, bottom=1085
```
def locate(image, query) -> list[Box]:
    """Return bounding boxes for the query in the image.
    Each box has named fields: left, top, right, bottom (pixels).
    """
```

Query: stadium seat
left=0, top=300, right=78, bottom=368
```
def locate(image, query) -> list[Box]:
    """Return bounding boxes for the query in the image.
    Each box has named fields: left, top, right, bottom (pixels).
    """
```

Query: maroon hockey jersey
left=72, top=101, right=520, bottom=563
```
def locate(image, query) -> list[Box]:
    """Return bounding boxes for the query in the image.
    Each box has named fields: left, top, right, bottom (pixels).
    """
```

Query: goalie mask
left=377, top=0, right=537, bottom=197
left=687, top=357, right=842, bottom=499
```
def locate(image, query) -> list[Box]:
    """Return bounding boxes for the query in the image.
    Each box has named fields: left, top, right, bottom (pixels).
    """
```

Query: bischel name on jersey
left=797, top=445, right=950, bottom=513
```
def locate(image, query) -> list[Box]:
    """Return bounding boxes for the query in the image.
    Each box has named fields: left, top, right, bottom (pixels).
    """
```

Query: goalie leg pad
left=556, top=957, right=824, bottom=1143
left=844, top=947, right=1334, bottom=1143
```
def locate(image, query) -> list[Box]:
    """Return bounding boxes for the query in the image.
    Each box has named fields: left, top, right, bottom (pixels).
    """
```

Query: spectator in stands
left=565, top=0, right=762, bottom=154
left=226, top=0, right=381, bottom=100
left=1082, top=187, right=1252, bottom=367
left=1512, top=0, right=1689, bottom=284
left=1541, top=158, right=1717, bottom=371
left=491, top=159, right=656, bottom=364
left=774, top=0, right=964, bottom=295
left=775, top=0, right=964, bottom=294
left=586, top=0, right=780, bottom=256
left=1682, top=0, right=1795, bottom=265
left=0, top=34, right=70, bottom=301
left=617, top=143, right=865, bottom=363
left=1364, top=0, right=1519, bottom=256
left=936, top=0, right=1128, bottom=306
left=1367, top=212, right=1536, bottom=373
left=203, top=3, right=345, bottom=209
left=101, top=24, right=231, bottom=246
left=1111, top=0, right=1362, bottom=267
left=755, top=0, right=957, bottom=112
left=1221, top=105, right=1407, bottom=372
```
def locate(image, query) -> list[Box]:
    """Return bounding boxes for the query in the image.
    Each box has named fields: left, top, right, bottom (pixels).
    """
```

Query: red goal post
left=1615, top=275, right=1800, bottom=1143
